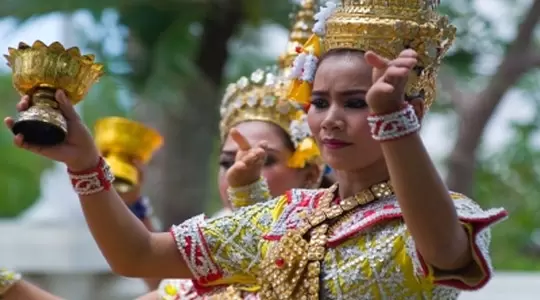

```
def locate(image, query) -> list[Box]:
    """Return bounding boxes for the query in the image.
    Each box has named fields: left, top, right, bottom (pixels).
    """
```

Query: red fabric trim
left=285, top=190, right=293, bottom=204
left=169, top=224, right=225, bottom=292
left=326, top=211, right=402, bottom=247
left=417, top=210, right=508, bottom=290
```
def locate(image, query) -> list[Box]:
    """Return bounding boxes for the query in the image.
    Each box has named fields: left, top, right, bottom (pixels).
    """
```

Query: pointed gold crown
left=219, top=0, right=320, bottom=168
left=289, top=0, right=455, bottom=109
left=94, top=117, right=163, bottom=190
left=4, top=41, right=104, bottom=104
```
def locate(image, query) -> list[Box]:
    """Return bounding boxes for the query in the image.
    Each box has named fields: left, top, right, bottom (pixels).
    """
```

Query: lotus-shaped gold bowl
left=4, top=40, right=104, bottom=146
left=94, top=117, right=164, bottom=192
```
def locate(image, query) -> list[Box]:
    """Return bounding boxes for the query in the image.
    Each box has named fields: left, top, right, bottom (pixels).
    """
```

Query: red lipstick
left=322, top=138, right=352, bottom=149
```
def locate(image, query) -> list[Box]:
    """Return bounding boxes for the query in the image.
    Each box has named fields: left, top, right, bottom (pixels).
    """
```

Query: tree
left=0, top=74, right=54, bottom=217
left=0, top=0, right=294, bottom=227
left=440, top=0, right=540, bottom=195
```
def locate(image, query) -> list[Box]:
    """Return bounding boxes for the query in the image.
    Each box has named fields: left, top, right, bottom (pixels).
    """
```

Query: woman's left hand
left=364, top=49, right=418, bottom=113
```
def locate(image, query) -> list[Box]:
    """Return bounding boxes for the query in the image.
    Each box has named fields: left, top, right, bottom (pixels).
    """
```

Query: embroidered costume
left=172, top=187, right=506, bottom=299
left=167, top=1, right=508, bottom=299
left=156, top=1, right=320, bottom=298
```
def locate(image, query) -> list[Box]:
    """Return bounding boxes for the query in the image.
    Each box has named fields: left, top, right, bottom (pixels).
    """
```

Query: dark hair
left=316, top=48, right=425, bottom=102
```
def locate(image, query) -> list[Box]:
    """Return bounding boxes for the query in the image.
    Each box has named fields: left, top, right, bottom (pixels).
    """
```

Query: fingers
left=256, top=140, right=268, bottom=151
left=399, top=48, right=418, bottom=59
left=55, top=90, right=81, bottom=121
left=4, top=117, right=14, bottom=130
left=16, top=95, right=30, bottom=112
left=230, top=128, right=251, bottom=151
left=364, top=51, right=389, bottom=70
left=383, top=56, right=417, bottom=90
left=241, top=147, right=266, bottom=166
left=12, top=133, right=43, bottom=154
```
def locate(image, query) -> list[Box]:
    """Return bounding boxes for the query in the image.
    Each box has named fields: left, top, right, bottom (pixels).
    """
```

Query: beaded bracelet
left=68, top=157, right=115, bottom=196
left=367, top=104, right=421, bottom=141
left=227, top=177, right=271, bottom=209
left=0, top=269, right=21, bottom=296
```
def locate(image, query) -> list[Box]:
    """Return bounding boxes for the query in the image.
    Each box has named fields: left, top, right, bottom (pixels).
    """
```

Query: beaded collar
left=258, top=181, right=394, bottom=299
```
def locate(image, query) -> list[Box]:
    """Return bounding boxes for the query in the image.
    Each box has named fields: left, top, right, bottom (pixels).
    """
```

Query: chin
left=323, top=157, right=353, bottom=172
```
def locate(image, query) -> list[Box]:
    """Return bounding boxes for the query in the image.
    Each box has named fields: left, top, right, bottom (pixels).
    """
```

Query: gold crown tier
left=278, top=0, right=316, bottom=75
left=4, top=41, right=104, bottom=146
left=219, top=68, right=298, bottom=140
left=220, top=0, right=316, bottom=139
left=323, top=0, right=455, bottom=108
left=94, top=117, right=163, bottom=191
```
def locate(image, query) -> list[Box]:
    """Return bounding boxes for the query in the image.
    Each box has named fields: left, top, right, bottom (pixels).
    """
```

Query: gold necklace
left=258, top=181, right=393, bottom=300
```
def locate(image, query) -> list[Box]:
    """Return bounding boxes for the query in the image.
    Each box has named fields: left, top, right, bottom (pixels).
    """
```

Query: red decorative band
left=68, top=157, right=115, bottom=195
left=367, top=104, right=420, bottom=141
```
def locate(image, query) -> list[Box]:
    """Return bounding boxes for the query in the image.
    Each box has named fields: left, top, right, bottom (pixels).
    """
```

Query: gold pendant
left=259, top=230, right=310, bottom=299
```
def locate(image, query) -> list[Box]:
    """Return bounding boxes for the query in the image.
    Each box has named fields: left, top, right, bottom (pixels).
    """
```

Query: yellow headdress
left=94, top=117, right=164, bottom=192
left=288, top=0, right=456, bottom=109
left=220, top=0, right=320, bottom=168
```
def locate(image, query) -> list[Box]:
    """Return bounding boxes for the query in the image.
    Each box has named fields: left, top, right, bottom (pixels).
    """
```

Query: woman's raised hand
left=4, top=90, right=100, bottom=171
left=226, top=128, right=267, bottom=187
left=365, top=49, right=418, bottom=113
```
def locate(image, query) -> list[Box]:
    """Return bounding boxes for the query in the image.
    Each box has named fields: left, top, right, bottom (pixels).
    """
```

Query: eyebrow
left=312, top=89, right=368, bottom=96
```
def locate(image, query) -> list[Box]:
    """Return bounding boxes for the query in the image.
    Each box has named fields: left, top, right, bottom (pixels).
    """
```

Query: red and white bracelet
left=68, top=157, right=115, bottom=195
left=367, top=104, right=421, bottom=141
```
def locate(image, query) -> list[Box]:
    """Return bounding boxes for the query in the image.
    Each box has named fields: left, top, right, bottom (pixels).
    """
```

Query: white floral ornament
left=313, top=1, right=337, bottom=37
left=288, top=2, right=336, bottom=86
left=289, top=114, right=312, bottom=147
left=289, top=52, right=306, bottom=80
left=300, top=49, right=319, bottom=83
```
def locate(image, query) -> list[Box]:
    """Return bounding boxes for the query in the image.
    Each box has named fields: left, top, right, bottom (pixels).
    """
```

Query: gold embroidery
left=258, top=181, right=393, bottom=300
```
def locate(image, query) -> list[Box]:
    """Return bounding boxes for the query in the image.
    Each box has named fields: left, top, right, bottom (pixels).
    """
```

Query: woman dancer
left=0, top=3, right=324, bottom=298
left=4, top=0, right=508, bottom=299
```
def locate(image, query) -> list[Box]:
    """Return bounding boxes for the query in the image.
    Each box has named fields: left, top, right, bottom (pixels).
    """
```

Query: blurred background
left=0, top=0, right=539, bottom=299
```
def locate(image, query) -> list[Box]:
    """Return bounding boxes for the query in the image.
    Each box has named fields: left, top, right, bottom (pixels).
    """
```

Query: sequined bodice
left=172, top=188, right=506, bottom=300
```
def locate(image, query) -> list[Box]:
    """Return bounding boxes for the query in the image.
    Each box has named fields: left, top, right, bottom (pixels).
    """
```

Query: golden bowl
left=94, top=117, right=164, bottom=191
left=4, top=40, right=104, bottom=146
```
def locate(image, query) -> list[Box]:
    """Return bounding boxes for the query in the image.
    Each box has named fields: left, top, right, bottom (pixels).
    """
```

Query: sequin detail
left=172, top=189, right=507, bottom=299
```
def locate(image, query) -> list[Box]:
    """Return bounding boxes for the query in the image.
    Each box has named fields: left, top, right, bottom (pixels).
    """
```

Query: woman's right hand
left=3, top=90, right=101, bottom=172
left=226, top=128, right=267, bottom=188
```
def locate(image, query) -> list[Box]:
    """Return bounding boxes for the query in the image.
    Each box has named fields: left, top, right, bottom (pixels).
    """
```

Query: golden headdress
left=220, top=0, right=320, bottom=168
left=94, top=117, right=164, bottom=192
left=288, top=0, right=456, bottom=109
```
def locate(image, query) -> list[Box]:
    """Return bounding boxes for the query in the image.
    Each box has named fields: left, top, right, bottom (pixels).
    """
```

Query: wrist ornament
left=227, top=177, right=271, bottom=209
left=68, top=156, right=115, bottom=196
left=0, top=269, right=21, bottom=296
left=367, top=103, right=420, bottom=141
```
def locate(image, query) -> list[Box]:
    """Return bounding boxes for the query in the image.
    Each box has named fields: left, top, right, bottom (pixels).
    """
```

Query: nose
left=321, top=105, right=344, bottom=131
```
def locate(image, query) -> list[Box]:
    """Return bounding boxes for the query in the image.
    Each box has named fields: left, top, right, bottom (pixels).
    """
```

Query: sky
left=0, top=0, right=535, bottom=223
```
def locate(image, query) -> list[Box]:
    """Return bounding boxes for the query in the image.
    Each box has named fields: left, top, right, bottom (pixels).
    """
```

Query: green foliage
left=0, top=74, right=53, bottom=218
left=473, top=72, right=540, bottom=270
left=4, top=0, right=539, bottom=270
left=80, top=74, right=130, bottom=127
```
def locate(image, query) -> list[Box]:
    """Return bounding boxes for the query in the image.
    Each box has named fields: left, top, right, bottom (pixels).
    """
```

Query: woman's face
left=308, top=52, right=384, bottom=172
left=218, top=121, right=315, bottom=207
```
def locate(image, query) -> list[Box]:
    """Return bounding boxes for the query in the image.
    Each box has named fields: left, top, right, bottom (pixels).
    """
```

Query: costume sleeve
left=227, top=177, right=272, bottom=209
left=170, top=195, right=286, bottom=295
left=405, top=192, right=508, bottom=290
